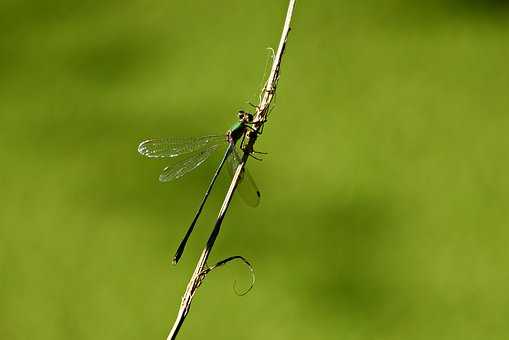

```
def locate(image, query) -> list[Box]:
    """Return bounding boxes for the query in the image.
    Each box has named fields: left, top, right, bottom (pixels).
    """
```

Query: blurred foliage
left=1, top=0, right=508, bottom=339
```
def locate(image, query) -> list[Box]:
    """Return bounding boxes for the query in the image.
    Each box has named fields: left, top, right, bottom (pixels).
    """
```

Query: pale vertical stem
left=166, top=1, right=296, bottom=339
left=255, top=0, right=296, bottom=125
left=167, top=163, right=244, bottom=340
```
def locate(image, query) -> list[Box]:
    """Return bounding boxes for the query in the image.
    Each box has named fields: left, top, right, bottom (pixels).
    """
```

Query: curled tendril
left=266, top=46, right=276, bottom=59
left=202, top=255, right=255, bottom=296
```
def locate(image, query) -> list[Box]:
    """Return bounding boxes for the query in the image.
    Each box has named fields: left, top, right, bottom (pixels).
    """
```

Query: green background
left=1, top=0, right=508, bottom=339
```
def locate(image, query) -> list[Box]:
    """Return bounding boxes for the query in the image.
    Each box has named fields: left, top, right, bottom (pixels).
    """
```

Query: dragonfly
left=138, top=111, right=261, bottom=264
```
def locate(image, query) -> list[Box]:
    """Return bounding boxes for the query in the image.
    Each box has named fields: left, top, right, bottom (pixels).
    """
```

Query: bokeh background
left=1, top=0, right=508, bottom=339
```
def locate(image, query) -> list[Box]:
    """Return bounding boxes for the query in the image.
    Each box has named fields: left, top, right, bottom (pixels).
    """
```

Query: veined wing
left=138, top=135, right=225, bottom=158
left=159, top=144, right=220, bottom=182
left=227, top=148, right=261, bottom=207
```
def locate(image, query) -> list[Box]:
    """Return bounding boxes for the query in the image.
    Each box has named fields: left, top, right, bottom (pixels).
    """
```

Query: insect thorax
left=228, top=121, right=246, bottom=143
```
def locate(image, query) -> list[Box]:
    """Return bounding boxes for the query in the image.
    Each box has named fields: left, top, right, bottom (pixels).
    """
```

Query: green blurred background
left=1, top=0, right=508, bottom=339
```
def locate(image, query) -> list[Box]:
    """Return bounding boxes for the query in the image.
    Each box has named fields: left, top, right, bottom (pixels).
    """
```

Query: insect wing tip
left=137, top=140, right=151, bottom=156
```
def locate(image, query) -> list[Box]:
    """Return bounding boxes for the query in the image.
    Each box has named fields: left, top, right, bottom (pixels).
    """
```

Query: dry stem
left=167, top=1, right=296, bottom=339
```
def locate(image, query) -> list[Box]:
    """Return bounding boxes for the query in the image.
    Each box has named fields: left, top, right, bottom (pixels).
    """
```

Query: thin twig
left=166, top=1, right=296, bottom=339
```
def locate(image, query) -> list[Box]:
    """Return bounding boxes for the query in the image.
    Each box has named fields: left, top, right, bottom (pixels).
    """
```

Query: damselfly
left=138, top=111, right=261, bottom=264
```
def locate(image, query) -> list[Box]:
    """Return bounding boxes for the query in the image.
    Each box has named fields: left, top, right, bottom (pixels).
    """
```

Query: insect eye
left=247, top=113, right=254, bottom=121
left=237, top=110, right=245, bottom=118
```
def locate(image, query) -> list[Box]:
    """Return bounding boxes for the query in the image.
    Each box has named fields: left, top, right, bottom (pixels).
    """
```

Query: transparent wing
left=138, top=135, right=225, bottom=158
left=226, top=148, right=261, bottom=207
left=159, top=144, right=220, bottom=182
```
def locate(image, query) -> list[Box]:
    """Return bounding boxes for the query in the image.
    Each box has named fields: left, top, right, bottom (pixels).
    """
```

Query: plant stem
left=166, top=1, right=296, bottom=339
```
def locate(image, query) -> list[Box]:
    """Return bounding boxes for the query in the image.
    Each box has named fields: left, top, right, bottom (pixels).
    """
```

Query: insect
left=138, top=111, right=261, bottom=264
